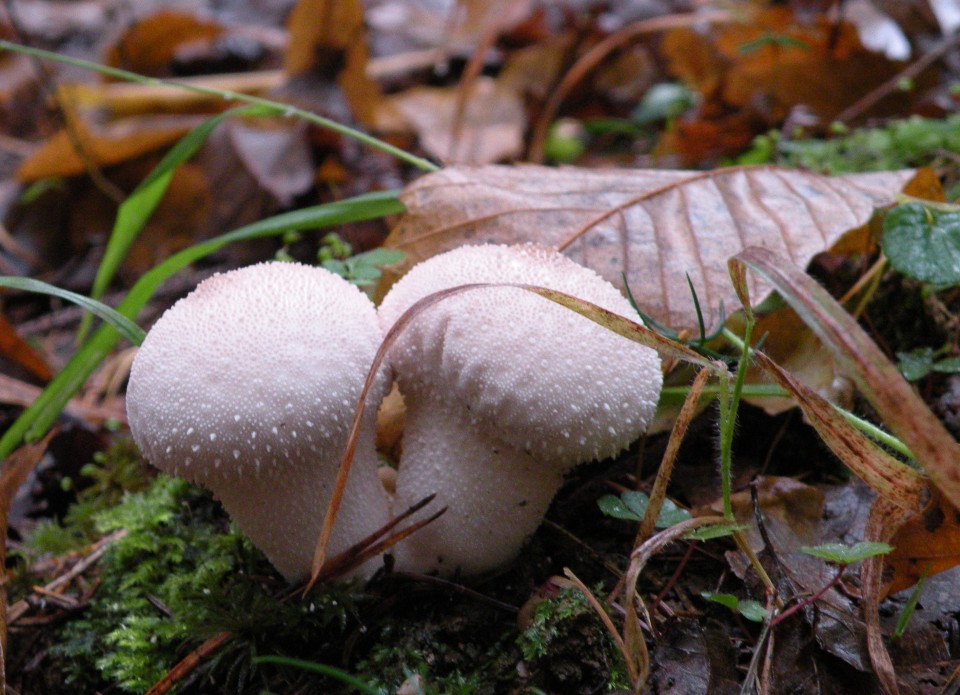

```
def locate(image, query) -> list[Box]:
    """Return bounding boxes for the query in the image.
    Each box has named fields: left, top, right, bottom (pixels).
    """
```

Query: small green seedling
left=319, top=232, right=406, bottom=286
left=597, top=490, right=691, bottom=528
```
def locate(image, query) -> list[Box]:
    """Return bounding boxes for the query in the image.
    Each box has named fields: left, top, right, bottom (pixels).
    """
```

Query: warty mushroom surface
left=377, top=244, right=663, bottom=575
left=126, top=261, right=391, bottom=581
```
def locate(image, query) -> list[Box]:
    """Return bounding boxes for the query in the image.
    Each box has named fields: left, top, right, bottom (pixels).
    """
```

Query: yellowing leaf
left=380, top=164, right=914, bottom=331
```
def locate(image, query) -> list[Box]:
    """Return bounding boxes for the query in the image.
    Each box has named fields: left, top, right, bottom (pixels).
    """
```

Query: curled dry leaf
left=731, top=246, right=960, bottom=512
left=381, top=164, right=914, bottom=331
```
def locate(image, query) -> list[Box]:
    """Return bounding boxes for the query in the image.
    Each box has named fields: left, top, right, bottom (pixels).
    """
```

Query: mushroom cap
left=378, top=244, right=662, bottom=466
left=126, top=262, right=391, bottom=579
left=128, top=262, right=386, bottom=483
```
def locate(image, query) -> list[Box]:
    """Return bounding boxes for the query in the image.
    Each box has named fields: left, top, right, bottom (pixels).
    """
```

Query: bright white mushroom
left=378, top=244, right=662, bottom=575
left=126, top=262, right=391, bottom=581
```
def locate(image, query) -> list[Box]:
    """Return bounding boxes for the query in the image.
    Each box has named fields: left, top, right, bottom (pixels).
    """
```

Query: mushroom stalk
left=391, top=394, right=563, bottom=575
left=126, top=262, right=391, bottom=581
left=378, top=244, right=662, bottom=575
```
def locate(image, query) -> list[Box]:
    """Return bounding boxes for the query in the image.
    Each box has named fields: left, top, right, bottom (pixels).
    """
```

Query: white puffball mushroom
left=378, top=244, right=662, bottom=575
left=126, top=262, right=391, bottom=581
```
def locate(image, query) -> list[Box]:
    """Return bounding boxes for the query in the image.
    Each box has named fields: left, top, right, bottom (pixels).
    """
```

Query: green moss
left=738, top=114, right=960, bottom=174
left=518, top=585, right=629, bottom=692
left=30, top=475, right=359, bottom=693
left=26, top=438, right=154, bottom=557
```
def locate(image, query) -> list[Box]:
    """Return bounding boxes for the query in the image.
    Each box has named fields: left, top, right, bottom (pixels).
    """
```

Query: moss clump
left=740, top=114, right=960, bottom=179
left=24, top=474, right=362, bottom=693
left=518, top=584, right=629, bottom=693
left=26, top=437, right=154, bottom=556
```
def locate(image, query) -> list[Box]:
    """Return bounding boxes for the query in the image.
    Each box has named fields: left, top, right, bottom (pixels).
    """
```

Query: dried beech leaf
left=381, top=164, right=913, bottom=330
left=388, top=78, right=526, bottom=165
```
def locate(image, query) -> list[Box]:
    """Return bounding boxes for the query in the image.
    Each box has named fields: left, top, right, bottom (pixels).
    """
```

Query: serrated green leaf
left=883, top=203, right=960, bottom=285
left=800, top=541, right=893, bottom=565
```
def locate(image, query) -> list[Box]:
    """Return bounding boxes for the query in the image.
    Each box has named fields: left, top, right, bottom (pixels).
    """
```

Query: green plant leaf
left=701, top=592, right=769, bottom=622
left=0, top=191, right=404, bottom=460
left=896, top=347, right=935, bottom=381
left=737, top=600, right=770, bottom=623
left=684, top=522, right=748, bottom=541
left=321, top=248, right=406, bottom=286
left=0, top=276, right=145, bottom=345
left=800, top=541, right=893, bottom=565
left=883, top=202, right=960, bottom=285
left=933, top=355, right=960, bottom=374
left=596, top=491, right=691, bottom=528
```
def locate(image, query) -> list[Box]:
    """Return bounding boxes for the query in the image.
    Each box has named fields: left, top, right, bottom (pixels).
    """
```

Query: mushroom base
left=213, top=446, right=391, bottom=582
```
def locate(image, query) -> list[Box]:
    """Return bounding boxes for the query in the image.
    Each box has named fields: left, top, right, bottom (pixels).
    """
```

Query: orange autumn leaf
left=285, top=0, right=383, bottom=126
left=883, top=491, right=960, bottom=596
left=103, top=11, right=224, bottom=78
left=0, top=312, right=52, bottom=383
left=16, top=114, right=200, bottom=182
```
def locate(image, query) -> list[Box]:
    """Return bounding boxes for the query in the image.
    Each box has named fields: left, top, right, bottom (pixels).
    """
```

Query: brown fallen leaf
left=0, top=312, right=52, bottom=382
left=16, top=114, right=202, bottom=182
left=285, top=0, right=385, bottom=127
left=388, top=78, right=526, bottom=165
left=883, top=490, right=960, bottom=596
left=380, top=164, right=914, bottom=331
left=103, top=11, right=224, bottom=78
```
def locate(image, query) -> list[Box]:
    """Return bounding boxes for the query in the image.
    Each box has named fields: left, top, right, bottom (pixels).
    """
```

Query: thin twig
left=835, top=31, right=960, bottom=124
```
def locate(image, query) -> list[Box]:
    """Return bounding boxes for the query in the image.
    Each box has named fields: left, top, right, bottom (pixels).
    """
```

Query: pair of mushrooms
left=126, top=244, right=662, bottom=581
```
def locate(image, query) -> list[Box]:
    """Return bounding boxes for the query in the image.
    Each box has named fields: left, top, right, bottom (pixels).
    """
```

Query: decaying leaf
left=16, top=114, right=202, bottom=182
left=103, top=11, right=224, bottom=78
left=285, top=0, right=384, bottom=127
left=388, top=77, right=526, bottom=165
left=382, top=164, right=914, bottom=331
left=732, top=246, right=960, bottom=513
left=884, top=491, right=960, bottom=596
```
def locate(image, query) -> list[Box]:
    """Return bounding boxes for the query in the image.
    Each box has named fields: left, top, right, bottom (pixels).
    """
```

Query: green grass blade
left=0, top=276, right=145, bottom=345
left=80, top=104, right=274, bottom=341
left=0, top=40, right=439, bottom=173
left=0, top=190, right=404, bottom=459
left=253, top=656, right=385, bottom=695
